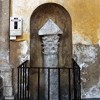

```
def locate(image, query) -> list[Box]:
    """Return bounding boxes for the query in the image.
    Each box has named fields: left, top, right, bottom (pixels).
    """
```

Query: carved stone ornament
left=38, top=19, right=63, bottom=55
left=42, top=35, right=59, bottom=55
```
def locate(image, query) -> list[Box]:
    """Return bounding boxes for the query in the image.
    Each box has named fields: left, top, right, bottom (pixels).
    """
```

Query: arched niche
left=30, top=3, right=72, bottom=68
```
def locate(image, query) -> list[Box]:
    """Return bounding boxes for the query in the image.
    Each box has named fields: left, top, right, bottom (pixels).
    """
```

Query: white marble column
left=42, top=35, right=59, bottom=100
left=38, top=19, right=63, bottom=100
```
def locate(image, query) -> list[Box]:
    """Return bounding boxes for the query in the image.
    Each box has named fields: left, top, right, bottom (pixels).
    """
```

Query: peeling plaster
left=97, top=24, right=100, bottom=47
left=73, top=44, right=100, bottom=98
left=18, top=41, right=30, bottom=64
left=73, top=44, right=97, bottom=70
left=98, top=40, right=100, bottom=46
left=80, top=63, right=88, bottom=70
left=82, top=77, right=100, bottom=98
left=72, top=32, right=92, bottom=45
left=0, top=50, right=9, bottom=63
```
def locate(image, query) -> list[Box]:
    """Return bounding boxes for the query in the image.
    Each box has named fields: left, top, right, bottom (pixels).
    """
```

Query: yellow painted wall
left=11, top=0, right=100, bottom=44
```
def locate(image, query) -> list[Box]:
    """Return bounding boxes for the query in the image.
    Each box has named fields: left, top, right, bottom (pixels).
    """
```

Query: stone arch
left=30, top=3, right=72, bottom=67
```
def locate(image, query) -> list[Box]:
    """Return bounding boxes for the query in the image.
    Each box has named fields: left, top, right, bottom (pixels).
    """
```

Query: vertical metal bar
left=23, top=65, right=24, bottom=100
left=68, top=69, right=71, bottom=100
left=78, top=68, right=81, bottom=99
left=28, top=68, right=30, bottom=99
left=38, top=68, right=40, bottom=100
left=58, top=68, right=61, bottom=100
left=25, top=63, right=27, bottom=99
left=18, top=67, right=19, bottom=100
left=73, top=68, right=76, bottom=99
left=20, top=67, right=22, bottom=100
left=12, top=68, right=14, bottom=97
left=48, top=68, right=50, bottom=100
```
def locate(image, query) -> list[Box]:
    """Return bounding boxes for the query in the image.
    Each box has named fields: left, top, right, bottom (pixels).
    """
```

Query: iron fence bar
left=48, top=68, right=50, bottom=100
left=72, top=59, right=75, bottom=99
left=58, top=68, right=61, bottom=100
left=28, top=68, right=30, bottom=100
left=22, top=65, right=24, bottom=99
left=38, top=68, right=40, bottom=100
left=24, top=63, right=27, bottom=99
left=68, top=69, right=71, bottom=100
left=73, top=68, right=76, bottom=99
left=78, top=68, right=81, bottom=99
left=76, top=68, right=79, bottom=99
left=18, top=67, right=19, bottom=100
left=20, top=67, right=22, bottom=100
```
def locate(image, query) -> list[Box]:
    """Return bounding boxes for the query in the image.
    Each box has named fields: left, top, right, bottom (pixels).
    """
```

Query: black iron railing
left=17, top=60, right=29, bottom=100
left=17, top=60, right=81, bottom=100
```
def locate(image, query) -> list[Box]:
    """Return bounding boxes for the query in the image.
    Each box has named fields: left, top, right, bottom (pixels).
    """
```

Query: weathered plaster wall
left=0, top=0, right=13, bottom=99
left=0, top=0, right=9, bottom=66
left=10, top=0, right=100, bottom=98
left=73, top=44, right=100, bottom=98
left=11, top=0, right=100, bottom=44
